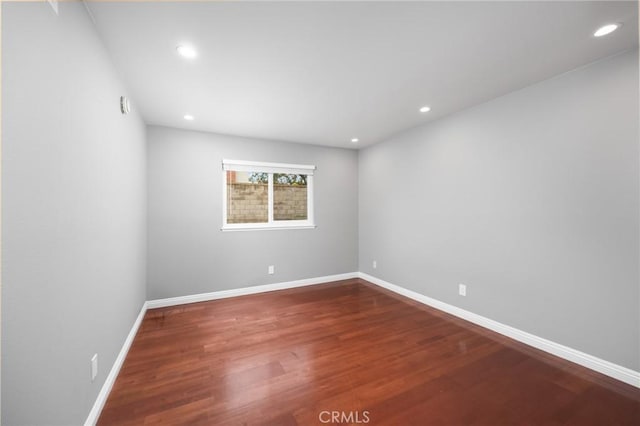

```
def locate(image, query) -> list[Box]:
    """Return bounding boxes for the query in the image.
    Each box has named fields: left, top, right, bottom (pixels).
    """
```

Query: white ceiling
left=87, top=1, right=638, bottom=149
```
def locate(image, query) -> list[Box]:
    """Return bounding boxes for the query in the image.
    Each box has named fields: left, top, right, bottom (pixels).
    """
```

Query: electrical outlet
left=373, top=260, right=377, bottom=269
left=458, top=284, right=467, bottom=297
left=268, top=265, right=275, bottom=275
left=91, top=354, right=98, bottom=381
left=47, top=0, right=59, bottom=15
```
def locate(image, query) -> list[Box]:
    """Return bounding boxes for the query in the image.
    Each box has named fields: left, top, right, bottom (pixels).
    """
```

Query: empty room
left=1, top=0, right=639, bottom=425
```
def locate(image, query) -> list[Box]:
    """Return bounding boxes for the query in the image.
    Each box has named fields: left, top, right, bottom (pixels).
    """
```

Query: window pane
left=226, top=171, right=268, bottom=224
left=274, top=174, right=307, bottom=221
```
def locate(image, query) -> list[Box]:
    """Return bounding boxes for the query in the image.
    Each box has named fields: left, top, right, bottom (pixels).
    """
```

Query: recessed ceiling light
left=419, top=106, right=431, bottom=113
left=351, top=138, right=359, bottom=143
left=594, top=23, right=620, bottom=37
left=176, top=44, right=198, bottom=59
left=184, top=114, right=195, bottom=121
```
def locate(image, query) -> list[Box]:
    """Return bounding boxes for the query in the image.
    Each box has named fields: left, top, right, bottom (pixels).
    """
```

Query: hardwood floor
left=98, top=279, right=640, bottom=425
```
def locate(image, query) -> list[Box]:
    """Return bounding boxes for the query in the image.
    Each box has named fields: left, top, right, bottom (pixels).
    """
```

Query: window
left=222, top=159, right=316, bottom=230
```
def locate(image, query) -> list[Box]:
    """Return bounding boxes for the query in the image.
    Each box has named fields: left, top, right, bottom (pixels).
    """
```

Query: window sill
left=221, top=224, right=317, bottom=232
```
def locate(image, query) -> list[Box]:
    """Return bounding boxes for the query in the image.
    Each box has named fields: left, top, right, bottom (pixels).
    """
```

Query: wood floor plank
left=98, top=279, right=640, bottom=425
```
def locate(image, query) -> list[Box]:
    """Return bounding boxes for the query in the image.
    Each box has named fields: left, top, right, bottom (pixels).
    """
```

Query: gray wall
left=147, top=126, right=358, bottom=299
left=359, top=49, right=640, bottom=371
left=2, top=3, right=147, bottom=425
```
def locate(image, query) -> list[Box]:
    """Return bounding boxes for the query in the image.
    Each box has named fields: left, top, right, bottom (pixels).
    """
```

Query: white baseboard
left=359, top=272, right=640, bottom=388
left=85, top=270, right=639, bottom=425
left=146, top=272, right=359, bottom=309
left=84, top=302, right=148, bottom=426
left=85, top=272, right=358, bottom=424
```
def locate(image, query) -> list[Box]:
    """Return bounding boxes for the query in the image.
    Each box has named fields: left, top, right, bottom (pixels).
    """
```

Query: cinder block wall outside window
left=227, top=183, right=307, bottom=223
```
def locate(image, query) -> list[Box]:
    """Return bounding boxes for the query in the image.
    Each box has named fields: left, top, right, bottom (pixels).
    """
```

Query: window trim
left=221, top=159, right=316, bottom=231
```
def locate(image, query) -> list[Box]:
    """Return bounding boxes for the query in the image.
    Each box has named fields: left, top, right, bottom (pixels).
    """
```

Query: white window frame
left=222, top=159, right=316, bottom=231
